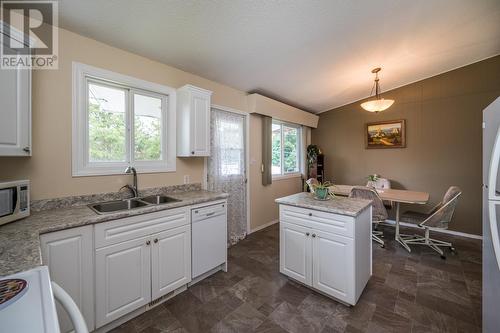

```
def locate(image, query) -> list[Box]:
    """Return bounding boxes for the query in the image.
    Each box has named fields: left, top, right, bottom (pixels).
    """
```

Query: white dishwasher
left=191, top=202, right=227, bottom=279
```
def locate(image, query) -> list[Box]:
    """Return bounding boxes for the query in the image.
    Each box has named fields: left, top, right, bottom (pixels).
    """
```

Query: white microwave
left=0, top=180, right=30, bottom=226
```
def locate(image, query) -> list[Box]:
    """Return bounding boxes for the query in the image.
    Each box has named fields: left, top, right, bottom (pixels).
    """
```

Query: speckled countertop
left=0, top=190, right=228, bottom=277
left=275, top=192, right=371, bottom=216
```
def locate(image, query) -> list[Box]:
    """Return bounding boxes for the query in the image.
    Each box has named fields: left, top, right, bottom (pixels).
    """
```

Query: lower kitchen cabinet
left=40, top=225, right=95, bottom=333
left=151, top=224, right=191, bottom=300
left=95, top=236, right=152, bottom=327
left=39, top=200, right=225, bottom=331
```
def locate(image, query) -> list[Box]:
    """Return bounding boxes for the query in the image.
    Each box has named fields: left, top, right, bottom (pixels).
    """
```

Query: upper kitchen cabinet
left=0, top=30, right=32, bottom=156
left=176, top=84, right=212, bottom=157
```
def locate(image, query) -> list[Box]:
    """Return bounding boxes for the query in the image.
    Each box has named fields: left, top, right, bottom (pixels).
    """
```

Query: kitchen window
left=272, top=120, right=301, bottom=178
left=72, top=63, right=176, bottom=176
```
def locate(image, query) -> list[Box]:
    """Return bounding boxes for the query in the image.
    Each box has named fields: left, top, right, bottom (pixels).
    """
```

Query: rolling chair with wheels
left=400, top=186, right=462, bottom=259
left=349, top=186, right=388, bottom=248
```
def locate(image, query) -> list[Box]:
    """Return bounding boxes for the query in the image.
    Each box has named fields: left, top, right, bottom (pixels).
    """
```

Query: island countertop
left=275, top=192, right=372, bottom=217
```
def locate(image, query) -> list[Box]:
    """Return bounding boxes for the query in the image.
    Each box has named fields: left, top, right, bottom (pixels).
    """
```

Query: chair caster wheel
left=440, top=255, right=446, bottom=260
left=380, top=244, right=385, bottom=248
left=450, top=247, right=456, bottom=254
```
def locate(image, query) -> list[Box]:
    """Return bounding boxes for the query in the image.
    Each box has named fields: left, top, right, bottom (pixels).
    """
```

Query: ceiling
left=59, top=0, right=500, bottom=113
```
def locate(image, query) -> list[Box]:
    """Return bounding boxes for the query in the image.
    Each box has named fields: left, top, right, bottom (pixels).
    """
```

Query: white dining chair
left=306, top=178, right=319, bottom=193
left=367, top=177, right=393, bottom=209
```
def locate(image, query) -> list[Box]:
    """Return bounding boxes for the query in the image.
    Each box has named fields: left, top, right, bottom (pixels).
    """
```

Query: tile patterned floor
left=110, top=223, right=482, bottom=333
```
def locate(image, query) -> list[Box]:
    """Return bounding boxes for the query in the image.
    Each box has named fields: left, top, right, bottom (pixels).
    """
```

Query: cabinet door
left=312, top=230, right=354, bottom=303
left=191, top=91, right=210, bottom=156
left=0, top=54, right=31, bottom=156
left=95, top=236, right=151, bottom=327
left=151, top=224, right=191, bottom=300
left=280, top=222, right=312, bottom=285
left=40, top=226, right=94, bottom=333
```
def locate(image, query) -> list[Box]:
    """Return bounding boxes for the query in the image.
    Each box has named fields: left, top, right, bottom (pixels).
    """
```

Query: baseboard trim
left=250, top=219, right=279, bottom=234
left=383, top=219, right=482, bottom=240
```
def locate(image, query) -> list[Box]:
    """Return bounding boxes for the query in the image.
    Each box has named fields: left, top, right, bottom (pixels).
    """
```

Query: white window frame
left=272, top=120, right=302, bottom=180
left=72, top=62, right=176, bottom=176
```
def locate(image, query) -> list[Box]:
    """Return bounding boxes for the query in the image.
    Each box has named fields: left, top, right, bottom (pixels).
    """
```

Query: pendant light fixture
left=360, top=67, right=394, bottom=113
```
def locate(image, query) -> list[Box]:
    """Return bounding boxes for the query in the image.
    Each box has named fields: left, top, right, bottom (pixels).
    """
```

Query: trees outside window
left=272, top=120, right=301, bottom=176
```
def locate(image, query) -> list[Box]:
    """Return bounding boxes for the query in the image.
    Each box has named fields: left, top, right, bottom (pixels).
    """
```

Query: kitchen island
left=275, top=192, right=372, bottom=306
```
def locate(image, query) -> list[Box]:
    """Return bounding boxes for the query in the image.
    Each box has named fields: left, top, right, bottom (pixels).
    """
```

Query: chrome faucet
left=123, top=166, right=138, bottom=198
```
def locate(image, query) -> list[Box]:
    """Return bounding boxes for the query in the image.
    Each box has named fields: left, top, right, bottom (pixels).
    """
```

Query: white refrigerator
left=483, top=96, right=500, bottom=332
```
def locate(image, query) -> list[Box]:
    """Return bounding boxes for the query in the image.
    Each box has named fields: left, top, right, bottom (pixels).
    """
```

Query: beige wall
left=0, top=27, right=306, bottom=233
left=312, top=55, right=500, bottom=235
left=249, top=114, right=303, bottom=231
left=0, top=28, right=248, bottom=200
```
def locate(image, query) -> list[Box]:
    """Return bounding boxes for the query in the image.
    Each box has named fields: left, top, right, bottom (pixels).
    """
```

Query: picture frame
left=366, top=119, right=406, bottom=149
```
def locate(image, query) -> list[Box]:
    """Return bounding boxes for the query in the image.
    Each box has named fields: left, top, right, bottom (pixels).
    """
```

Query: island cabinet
left=278, top=203, right=372, bottom=306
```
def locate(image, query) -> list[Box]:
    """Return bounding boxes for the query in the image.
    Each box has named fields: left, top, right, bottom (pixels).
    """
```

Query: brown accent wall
left=312, top=55, right=500, bottom=235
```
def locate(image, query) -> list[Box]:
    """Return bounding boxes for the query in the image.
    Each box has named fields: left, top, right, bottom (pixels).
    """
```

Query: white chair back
left=306, top=178, right=319, bottom=193
left=367, top=178, right=391, bottom=190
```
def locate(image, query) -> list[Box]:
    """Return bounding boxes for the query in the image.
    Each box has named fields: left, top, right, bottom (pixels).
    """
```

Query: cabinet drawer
left=279, top=205, right=354, bottom=238
left=95, top=207, right=189, bottom=248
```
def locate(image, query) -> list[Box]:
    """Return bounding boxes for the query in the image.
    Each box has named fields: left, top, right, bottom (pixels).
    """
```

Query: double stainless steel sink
left=88, top=195, right=181, bottom=214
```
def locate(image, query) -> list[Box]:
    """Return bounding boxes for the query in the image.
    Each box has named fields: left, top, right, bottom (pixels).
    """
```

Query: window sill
left=272, top=173, right=302, bottom=181
left=72, top=165, right=176, bottom=177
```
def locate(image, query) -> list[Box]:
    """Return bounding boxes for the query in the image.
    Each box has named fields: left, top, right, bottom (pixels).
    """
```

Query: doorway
left=207, top=107, right=248, bottom=245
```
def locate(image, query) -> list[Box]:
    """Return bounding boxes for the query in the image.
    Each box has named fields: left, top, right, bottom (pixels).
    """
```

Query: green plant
left=306, top=145, right=321, bottom=168
left=367, top=174, right=379, bottom=182
left=312, top=181, right=336, bottom=199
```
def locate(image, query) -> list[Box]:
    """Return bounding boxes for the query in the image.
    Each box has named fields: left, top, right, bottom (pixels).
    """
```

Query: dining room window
left=272, top=120, right=301, bottom=177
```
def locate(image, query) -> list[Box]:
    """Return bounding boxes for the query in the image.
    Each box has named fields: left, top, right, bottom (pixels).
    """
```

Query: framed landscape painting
left=366, top=119, right=406, bottom=149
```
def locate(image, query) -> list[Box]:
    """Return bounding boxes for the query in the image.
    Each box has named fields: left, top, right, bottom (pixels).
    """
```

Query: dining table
left=329, top=185, right=430, bottom=252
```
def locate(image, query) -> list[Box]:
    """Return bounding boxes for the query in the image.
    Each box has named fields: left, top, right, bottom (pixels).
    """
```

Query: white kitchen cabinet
left=280, top=222, right=311, bottom=285
left=278, top=204, right=371, bottom=305
left=40, top=225, right=94, bottom=333
left=94, top=208, right=193, bottom=328
left=177, top=84, right=212, bottom=157
left=312, top=230, right=353, bottom=301
left=0, top=39, right=31, bottom=156
left=95, top=236, right=152, bottom=327
left=151, top=225, right=191, bottom=300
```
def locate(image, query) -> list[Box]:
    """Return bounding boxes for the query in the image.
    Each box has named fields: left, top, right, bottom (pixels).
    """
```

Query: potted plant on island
left=312, top=181, right=335, bottom=200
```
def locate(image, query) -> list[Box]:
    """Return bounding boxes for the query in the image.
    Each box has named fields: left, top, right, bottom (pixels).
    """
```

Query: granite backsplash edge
left=31, top=183, right=202, bottom=212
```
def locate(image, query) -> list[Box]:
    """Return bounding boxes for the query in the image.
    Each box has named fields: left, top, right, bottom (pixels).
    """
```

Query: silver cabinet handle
left=154, top=238, right=158, bottom=244
left=23, top=147, right=30, bottom=153
left=312, top=234, right=316, bottom=238
left=206, top=212, right=215, bottom=217
left=146, top=240, right=151, bottom=245
left=306, top=232, right=310, bottom=236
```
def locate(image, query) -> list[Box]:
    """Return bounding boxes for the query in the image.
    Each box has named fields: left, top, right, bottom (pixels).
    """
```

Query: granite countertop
left=0, top=190, right=228, bottom=277
left=275, top=192, right=371, bottom=217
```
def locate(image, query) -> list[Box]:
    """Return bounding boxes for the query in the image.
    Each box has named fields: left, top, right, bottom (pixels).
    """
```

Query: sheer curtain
left=208, top=109, right=247, bottom=245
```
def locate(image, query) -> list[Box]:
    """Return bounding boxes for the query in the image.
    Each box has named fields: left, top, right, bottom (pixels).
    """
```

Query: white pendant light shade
left=360, top=67, right=394, bottom=113
left=361, top=98, right=394, bottom=112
